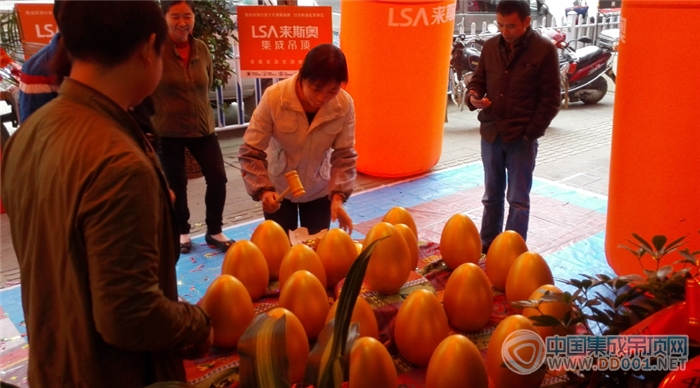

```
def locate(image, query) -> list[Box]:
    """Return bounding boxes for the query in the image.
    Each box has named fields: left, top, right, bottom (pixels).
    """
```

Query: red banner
left=236, top=6, right=333, bottom=78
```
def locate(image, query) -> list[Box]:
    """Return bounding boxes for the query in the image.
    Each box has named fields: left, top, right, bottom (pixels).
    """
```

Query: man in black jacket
left=467, top=0, right=560, bottom=252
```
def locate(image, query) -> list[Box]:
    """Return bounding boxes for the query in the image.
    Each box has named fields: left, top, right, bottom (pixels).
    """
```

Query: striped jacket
left=18, top=33, right=60, bottom=124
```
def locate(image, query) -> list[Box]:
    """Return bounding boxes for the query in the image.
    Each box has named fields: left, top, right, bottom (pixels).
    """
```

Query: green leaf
left=651, top=235, right=668, bottom=252
left=239, top=313, right=290, bottom=388
left=632, top=233, right=654, bottom=252
left=511, top=300, right=539, bottom=309
left=656, top=265, right=673, bottom=280
left=305, top=320, right=360, bottom=387
left=529, top=314, right=562, bottom=327
left=597, top=274, right=611, bottom=282
left=315, top=237, right=388, bottom=387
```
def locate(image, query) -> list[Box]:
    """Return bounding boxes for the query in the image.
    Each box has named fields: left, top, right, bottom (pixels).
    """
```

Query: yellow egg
left=265, top=308, right=310, bottom=384
left=485, top=230, right=528, bottom=291
left=278, top=244, right=327, bottom=289
left=278, top=270, right=330, bottom=340
left=443, top=263, right=493, bottom=332
left=250, top=220, right=291, bottom=280
left=316, top=228, right=357, bottom=289
left=505, top=252, right=554, bottom=303
left=349, top=337, right=398, bottom=388
left=426, top=335, right=488, bottom=388
left=486, top=315, right=546, bottom=388
left=354, top=241, right=363, bottom=254
left=221, top=240, right=269, bottom=301
left=326, top=296, right=379, bottom=340
left=394, top=289, right=449, bottom=366
left=523, top=284, right=573, bottom=340
left=439, top=213, right=482, bottom=269
left=199, top=275, right=254, bottom=348
left=364, top=222, right=412, bottom=294
left=395, top=223, right=419, bottom=268
left=382, top=206, right=418, bottom=241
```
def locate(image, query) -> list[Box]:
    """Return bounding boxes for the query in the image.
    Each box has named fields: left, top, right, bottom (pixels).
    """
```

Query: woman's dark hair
left=161, top=0, right=195, bottom=15
left=496, top=0, right=531, bottom=21
left=58, top=0, right=167, bottom=67
left=298, top=44, right=349, bottom=87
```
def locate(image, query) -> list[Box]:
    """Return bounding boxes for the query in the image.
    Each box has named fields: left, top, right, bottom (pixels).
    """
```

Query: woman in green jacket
left=151, top=0, right=234, bottom=253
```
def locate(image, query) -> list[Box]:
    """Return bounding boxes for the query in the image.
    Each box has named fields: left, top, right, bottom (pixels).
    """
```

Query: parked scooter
left=449, top=20, right=495, bottom=111
left=449, top=33, right=484, bottom=111
left=542, top=28, right=614, bottom=107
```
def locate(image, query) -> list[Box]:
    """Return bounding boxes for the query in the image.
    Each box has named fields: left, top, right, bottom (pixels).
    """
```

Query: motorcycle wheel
left=580, top=76, right=608, bottom=105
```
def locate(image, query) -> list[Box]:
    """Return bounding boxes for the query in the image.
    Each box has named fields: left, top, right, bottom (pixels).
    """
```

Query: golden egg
left=485, top=230, right=528, bottom=291
left=349, top=337, right=398, bottom=388
left=221, top=240, right=269, bottom=301
left=440, top=213, right=482, bottom=269
left=278, top=243, right=327, bottom=289
left=278, top=270, right=330, bottom=340
left=250, top=220, right=291, bottom=280
left=426, top=335, right=488, bottom=388
left=443, top=263, right=493, bottom=332
left=199, top=275, right=254, bottom=348
left=505, top=251, right=554, bottom=303
left=394, top=289, right=449, bottom=366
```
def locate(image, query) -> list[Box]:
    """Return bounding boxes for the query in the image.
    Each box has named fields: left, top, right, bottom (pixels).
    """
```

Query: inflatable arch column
left=606, top=0, right=700, bottom=276
left=340, top=0, right=456, bottom=177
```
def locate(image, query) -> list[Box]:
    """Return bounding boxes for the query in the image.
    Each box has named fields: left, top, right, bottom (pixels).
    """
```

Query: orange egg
left=221, top=240, right=269, bottom=301
left=426, top=335, right=488, bottom=388
left=199, top=275, right=254, bottom=348
left=364, top=222, right=412, bottom=294
left=349, top=337, right=398, bottom=388
left=523, top=284, right=572, bottom=340
left=485, top=230, right=528, bottom=291
left=354, top=241, right=363, bottom=254
left=250, top=220, right=291, bottom=280
left=394, top=289, right=449, bottom=366
left=316, top=228, right=357, bottom=289
left=486, top=315, right=546, bottom=388
left=443, top=263, right=493, bottom=332
left=505, top=252, right=554, bottom=303
left=278, top=244, right=327, bottom=289
left=278, top=270, right=330, bottom=340
left=439, top=213, right=482, bottom=270
left=395, top=223, right=419, bottom=268
left=326, top=296, right=379, bottom=340
left=382, top=206, right=418, bottom=241
left=265, top=308, right=310, bottom=384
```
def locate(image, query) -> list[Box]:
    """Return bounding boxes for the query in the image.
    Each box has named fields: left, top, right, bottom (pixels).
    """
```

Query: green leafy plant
left=191, top=0, right=236, bottom=88
left=512, top=234, right=700, bottom=387
left=306, top=237, right=388, bottom=388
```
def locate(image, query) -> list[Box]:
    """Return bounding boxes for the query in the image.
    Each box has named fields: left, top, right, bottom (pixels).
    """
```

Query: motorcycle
left=542, top=28, right=615, bottom=107
left=449, top=20, right=495, bottom=111
left=449, top=33, right=484, bottom=111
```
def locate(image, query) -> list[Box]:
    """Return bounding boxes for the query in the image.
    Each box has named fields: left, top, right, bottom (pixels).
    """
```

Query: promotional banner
left=237, top=5, right=333, bottom=78
left=14, top=3, right=56, bottom=44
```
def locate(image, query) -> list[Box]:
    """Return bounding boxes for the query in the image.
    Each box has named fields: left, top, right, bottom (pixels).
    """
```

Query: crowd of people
left=1, top=0, right=558, bottom=386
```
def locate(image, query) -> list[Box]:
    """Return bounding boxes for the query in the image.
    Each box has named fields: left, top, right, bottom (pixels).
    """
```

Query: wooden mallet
left=275, top=170, right=305, bottom=203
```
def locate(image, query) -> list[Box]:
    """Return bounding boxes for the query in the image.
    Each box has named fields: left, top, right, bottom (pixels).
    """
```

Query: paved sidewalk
left=0, top=80, right=616, bottom=288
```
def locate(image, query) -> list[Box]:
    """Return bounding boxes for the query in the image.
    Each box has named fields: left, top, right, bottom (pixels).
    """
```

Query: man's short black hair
left=496, top=0, right=531, bottom=21
left=298, top=44, right=349, bottom=87
left=59, top=0, right=167, bottom=68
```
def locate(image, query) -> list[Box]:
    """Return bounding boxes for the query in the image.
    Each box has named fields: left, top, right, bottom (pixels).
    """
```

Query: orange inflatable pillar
left=606, top=0, right=700, bottom=276
left=340, top=0, right=456, bottom=177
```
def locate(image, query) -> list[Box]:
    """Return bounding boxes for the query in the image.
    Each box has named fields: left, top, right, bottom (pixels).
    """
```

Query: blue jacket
left=18, top=33, right=60, bottom=123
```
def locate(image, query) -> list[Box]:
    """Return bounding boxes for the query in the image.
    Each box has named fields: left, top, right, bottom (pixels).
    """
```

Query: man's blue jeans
left=480, top=135, right=538, bottom=251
